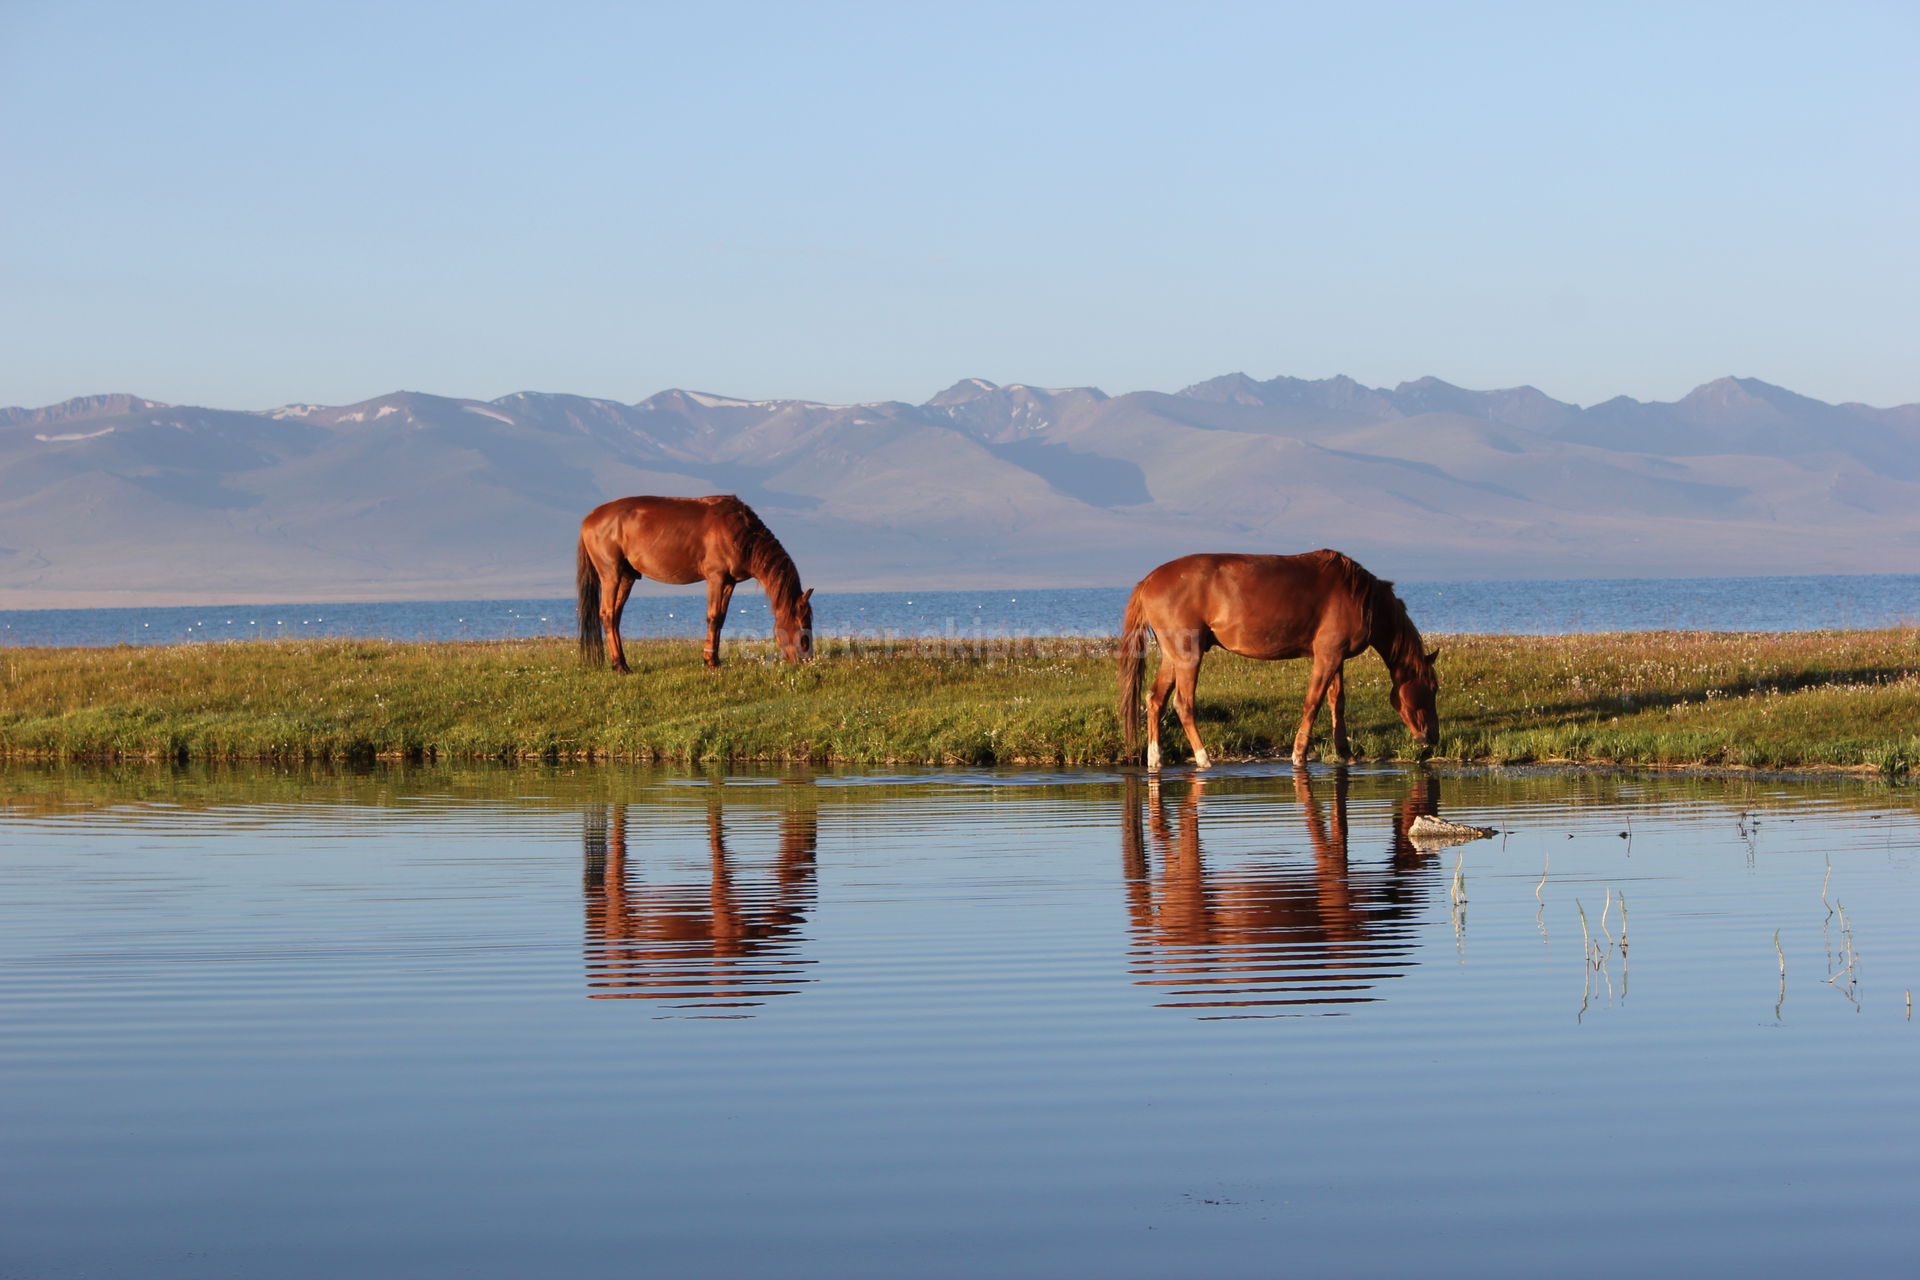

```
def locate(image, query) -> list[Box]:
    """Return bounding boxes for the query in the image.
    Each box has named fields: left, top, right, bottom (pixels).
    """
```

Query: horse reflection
left=1121, top=770, right=1443, bottom=1016
left=584, top=798, right=818, bottom=1015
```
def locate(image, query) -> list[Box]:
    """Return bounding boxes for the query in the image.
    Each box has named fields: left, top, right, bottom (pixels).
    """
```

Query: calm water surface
left=3, top=573, right=1916, bottom=646
left=3, top=764, right=1916, bottom=1278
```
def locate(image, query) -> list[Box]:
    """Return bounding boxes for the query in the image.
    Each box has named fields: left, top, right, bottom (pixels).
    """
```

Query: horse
left=1117, top=550, right=1439, bottom=769
left=576, top=494, right=813, bottom=672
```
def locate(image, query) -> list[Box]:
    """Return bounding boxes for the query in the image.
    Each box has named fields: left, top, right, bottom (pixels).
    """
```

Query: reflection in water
left=1122, top=770, right=1445, bottom=1017
left=583, top=798, right=818, bottom=1015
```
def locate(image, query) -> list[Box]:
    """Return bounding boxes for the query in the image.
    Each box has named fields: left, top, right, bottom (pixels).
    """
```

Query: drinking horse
left=577, top=495, right=813, bottom=671
left=1118, top=550, right=1438, bottom=769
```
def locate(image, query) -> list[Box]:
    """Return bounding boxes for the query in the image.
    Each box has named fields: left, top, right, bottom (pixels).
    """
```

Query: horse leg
left=1326, top=664, right=1355, bottom=763
left=1170, top=653, right=1212, bottom=770
left=1144, top=660, right=1177, bottom=771
left=1291, top=654, right=1340, bottom=764
left=703, top=578, right=736, bottom=669
left=602, top=570, right=637, bottom=674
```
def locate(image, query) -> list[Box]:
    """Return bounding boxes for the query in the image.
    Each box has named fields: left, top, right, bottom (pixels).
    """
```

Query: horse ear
left=801, top=588, right=813, bottom=603
left=1426, top=648, right=1440, bottom=664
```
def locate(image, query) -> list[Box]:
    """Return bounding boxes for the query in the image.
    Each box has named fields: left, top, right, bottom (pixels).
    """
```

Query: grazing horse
left=577, top=494, right=813, bottom=672
left=1118, top=550, right=1439, bottom=769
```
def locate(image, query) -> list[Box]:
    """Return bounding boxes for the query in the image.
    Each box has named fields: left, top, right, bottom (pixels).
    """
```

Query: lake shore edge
left=3, top=630, right=1916, bottom=775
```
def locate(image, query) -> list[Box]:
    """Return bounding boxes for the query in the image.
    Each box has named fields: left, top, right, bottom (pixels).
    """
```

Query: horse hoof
left=1193, top=751, right=1213, bottom=770
left=1146, top=744, right=1163, bottom=771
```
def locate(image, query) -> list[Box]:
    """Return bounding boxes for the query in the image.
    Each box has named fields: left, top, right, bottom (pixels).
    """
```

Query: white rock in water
left=1408, top=814, right=1498, bottom=846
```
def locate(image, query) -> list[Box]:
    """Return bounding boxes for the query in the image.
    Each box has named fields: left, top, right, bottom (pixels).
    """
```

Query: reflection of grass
left=0, top=628, right=1915, bottom=766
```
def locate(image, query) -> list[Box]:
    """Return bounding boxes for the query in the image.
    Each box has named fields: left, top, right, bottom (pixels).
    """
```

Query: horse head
left=1391, top=647, right=1441, bottom=756
left=776, top=587, right=814, bottom=663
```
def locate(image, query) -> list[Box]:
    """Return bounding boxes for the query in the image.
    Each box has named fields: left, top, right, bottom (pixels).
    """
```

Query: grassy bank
left=2, top=629, right=1916, bottom=772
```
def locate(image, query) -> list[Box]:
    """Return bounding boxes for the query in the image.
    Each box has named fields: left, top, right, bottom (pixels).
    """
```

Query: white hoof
left=1193, top=749, right=1213, bottom=770
left=1146, top=742, right=1163, bottom=771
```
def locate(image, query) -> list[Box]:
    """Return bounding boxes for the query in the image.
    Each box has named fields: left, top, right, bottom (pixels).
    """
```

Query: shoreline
left=2, top=631, right=1915, bottom=774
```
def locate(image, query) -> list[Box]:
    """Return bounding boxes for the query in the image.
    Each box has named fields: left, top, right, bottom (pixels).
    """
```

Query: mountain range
left=3, top=373, right=1917, bottom=608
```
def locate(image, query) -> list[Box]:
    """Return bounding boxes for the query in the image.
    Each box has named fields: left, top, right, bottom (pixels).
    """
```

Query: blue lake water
left=3, top=763, right=1917, bottom=1278
left=2, top=573, right=1916, bottom=647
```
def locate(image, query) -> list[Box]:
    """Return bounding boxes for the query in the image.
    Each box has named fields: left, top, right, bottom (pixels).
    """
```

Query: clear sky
left=4, top=0, right=1916, bottom=412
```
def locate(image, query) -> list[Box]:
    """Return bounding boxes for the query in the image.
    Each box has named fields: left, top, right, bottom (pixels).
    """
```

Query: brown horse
left=1118, top=550, right=1438, bottom=769
left=577, top=494, right=813, bottom=672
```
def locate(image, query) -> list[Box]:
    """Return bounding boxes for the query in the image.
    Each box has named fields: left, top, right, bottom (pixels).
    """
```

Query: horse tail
left=1117, top=589, right=1151, bottom=761
left=576, top=536, right=604, bottom=666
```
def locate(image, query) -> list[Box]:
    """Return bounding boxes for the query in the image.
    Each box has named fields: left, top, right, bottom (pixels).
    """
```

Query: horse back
left=580, top=495, right=751, bottom=584
left=1133, top=551, right=1370, bottom=660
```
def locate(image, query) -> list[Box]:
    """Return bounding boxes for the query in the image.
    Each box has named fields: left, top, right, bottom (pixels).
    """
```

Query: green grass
left=1, top=628, right=1915, bottom=770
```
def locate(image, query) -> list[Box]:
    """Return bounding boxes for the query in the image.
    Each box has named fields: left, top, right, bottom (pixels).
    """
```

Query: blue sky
left=4, top=0, right=1915, bottom=411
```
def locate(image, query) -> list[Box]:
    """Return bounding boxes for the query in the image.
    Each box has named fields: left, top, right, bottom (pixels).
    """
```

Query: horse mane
left=1371, top=580, right=1430, bottom=673
left=714, top=495, right=803, bottom=609
left=1312, top=549, right=1427, bottom=673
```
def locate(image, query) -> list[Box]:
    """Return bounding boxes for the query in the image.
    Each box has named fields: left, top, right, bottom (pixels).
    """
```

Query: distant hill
left=2, top=373, right=1916, bottom=607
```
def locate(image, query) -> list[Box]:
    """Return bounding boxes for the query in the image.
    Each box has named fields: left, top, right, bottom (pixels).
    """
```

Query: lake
left=3, top=572, right=1917, bottom=647
left=4, top=762, right=1916, bottom=1278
